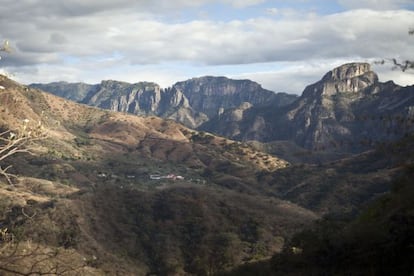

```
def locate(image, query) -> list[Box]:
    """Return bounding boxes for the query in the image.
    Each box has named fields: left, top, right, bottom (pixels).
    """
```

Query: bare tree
left=1, top=228, right=88, bottom=275
left=375, top=28, right=414, bottom=72
left=0, top=40, right=91, bottom=275
left=0, top=196, right=89, bottom=275
left=390, top=58, right=414, bottom=72
left=0, top=120, right=45, bottom=184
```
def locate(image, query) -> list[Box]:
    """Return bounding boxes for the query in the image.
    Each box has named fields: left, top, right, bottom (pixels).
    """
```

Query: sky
left=0, top=0, right=414, bottom=94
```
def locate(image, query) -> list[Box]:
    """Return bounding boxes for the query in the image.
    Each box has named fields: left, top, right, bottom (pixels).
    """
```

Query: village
left=97, top=172, right=185, bottom=181
left=94, top=169, right=208, bottom=189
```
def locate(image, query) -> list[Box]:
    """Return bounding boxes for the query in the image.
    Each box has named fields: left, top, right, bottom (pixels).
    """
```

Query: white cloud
left=3, top=3, right=414, bottom=66
left=0, top=1, right=413, bottom=92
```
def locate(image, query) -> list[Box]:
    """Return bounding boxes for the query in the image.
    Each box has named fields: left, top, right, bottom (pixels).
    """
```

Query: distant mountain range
left=31, top=62, right=414, bottom=157
left=30, top=77, right=297, bottom=129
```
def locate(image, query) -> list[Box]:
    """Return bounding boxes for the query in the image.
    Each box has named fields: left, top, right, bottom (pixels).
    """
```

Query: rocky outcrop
left=282, top=62, right=414, bottom=151
left=82, top=80, right=163, bottom=115
left=201, top=62, right=414, bottom=153
left=285, top=63, right=379, bottom=149
left=303, top=62, right=378, bottom=97
left=31, top=76, right=297, bottom=129
left=173, top=76, right=291, bottom=118
left=31, top=62, right=414, bottom=155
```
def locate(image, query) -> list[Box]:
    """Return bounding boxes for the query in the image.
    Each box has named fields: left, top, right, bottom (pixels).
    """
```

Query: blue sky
left=0, top=0, right=414, bottom=94
left=183, top=0, right=344, bottom=21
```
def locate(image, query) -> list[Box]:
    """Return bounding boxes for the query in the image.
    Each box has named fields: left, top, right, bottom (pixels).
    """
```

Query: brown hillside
left=0, top=74, right=313, bottom=275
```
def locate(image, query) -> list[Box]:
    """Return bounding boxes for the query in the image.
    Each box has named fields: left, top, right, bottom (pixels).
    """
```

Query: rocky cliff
left=201, top=63, right=414, bottom=153
left=82, top=80, right=162, bottom=115
left=173, top=76, right=294, bottom=118
left=285, top=62, right=381, bottom=150
left=30, top=63, right=414, bottom=155
left=31, top=76, right=297, bottom=129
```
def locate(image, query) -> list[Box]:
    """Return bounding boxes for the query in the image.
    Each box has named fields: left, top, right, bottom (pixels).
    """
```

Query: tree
left=390, top=58, right=414, bottom=72
left=1, top=219, right=89, bottom=275
left=375, top=28, right=414, bottom=72
left=0, top=120, right=45, bottom=184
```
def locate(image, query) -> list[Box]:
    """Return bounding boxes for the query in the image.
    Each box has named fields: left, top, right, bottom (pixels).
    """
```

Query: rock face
left=31, top=76, right=297, bottom=129
left=201, top=63, right=414, bottom=153
left=30, top=62, right=414, bottom=154
left=82, top=80, right=163, bottom=115
left=285, top=62, right=381, bottom=150
left=305, top=62, right=377, bottom=97
left=172, top=76, right=292, bottom=118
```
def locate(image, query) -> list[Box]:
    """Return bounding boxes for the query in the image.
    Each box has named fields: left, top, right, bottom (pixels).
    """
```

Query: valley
left=1, top=62, right=414, bottom=275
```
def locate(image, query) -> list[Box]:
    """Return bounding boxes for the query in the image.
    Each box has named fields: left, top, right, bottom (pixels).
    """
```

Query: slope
left=1, top=74, right=315, bottom=275
left=225, top=138, right=414, bottom=275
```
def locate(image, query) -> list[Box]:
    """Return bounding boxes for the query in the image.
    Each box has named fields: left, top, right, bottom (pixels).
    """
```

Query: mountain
left=4, top=65, right=414, bottom=275
left=30, top=81, right=95, bottom=102
left=32, top=63, right=414, bottom=160
left=1, top=74, right=315, bottom=275
left=29, top=77, right=298, bottom=129
left=171, top=76, right=295, bottom=118
left=201, top=62, right=414, bottom=155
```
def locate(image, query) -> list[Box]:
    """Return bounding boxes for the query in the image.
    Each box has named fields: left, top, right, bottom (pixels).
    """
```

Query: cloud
left=5, top=8, right=413, bottom=66
left=0, top=1, right=413, bottom=92
left=223, top=0, right=266, bottom=8
left=337, top=0, right=413, bottom=10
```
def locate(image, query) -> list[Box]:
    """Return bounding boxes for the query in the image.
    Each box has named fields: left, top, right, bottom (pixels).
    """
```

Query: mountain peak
left=303, top=62, right=378, bottom=97
left=323, top=62, right=372, bottom=82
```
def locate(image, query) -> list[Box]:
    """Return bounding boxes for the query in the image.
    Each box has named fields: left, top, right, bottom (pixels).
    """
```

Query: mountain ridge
left=200, top=62, right=414, bottom=155
left=30, top=62, right=414, bottom=159
left=3, top=65, right=414, bottom=274
left=30, top=76, right=298, bottom=129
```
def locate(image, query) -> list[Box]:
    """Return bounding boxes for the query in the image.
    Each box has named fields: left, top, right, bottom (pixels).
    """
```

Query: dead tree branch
left=0, top=121, right=46, bottom=185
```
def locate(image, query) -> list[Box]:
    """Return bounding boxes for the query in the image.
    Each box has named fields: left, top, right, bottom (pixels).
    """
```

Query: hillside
left=4, top=70, right=414, bottom=275
left=224, top=142, right=414, bottom=275
left=1, top=74, right=314, bottom=275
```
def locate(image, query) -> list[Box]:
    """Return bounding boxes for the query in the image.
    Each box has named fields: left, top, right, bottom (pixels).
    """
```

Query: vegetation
left=0, top=76, right=317, bottom=274
left=224, top=141, right=414, bottom=275
left=1, top=58, right=414, bottom=274
left=0, top=120, right=45, bottom=184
